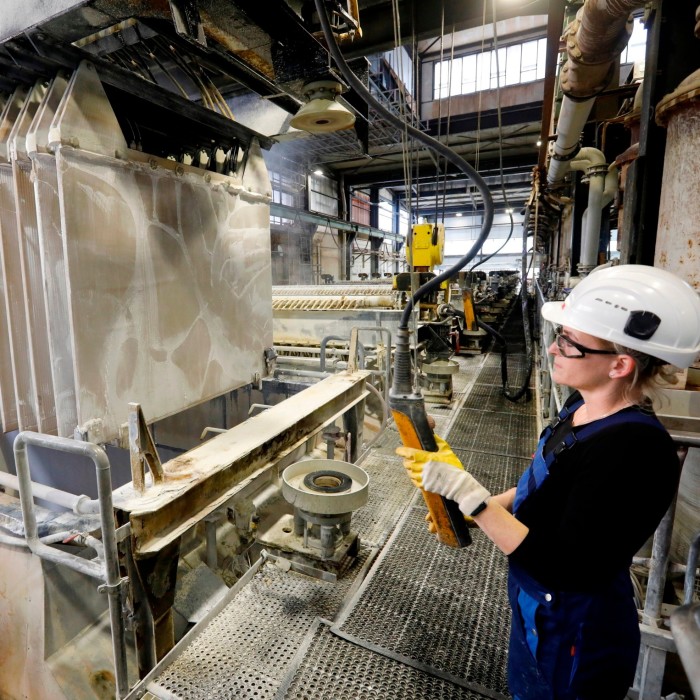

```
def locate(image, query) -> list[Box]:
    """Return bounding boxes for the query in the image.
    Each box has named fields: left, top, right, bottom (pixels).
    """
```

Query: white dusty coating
left=57, top=145, right=273, bottom=443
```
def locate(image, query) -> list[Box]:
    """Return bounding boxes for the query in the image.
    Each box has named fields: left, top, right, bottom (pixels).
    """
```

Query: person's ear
left=608, top=354, right=636, bottom=379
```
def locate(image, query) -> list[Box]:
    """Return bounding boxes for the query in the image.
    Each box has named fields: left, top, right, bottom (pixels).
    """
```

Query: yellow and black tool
left=390, top=327, right=472, bottom=548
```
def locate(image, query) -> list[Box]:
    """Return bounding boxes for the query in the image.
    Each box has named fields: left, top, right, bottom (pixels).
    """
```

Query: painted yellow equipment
left=406, top=222, right=445, bottom=269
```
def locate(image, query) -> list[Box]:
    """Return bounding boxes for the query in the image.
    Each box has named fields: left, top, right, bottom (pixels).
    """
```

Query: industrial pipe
left=548, top=0, right=644, bottom=186
left=0, top=529, right=74, bottom=548
left=13, top=431, right=130, bottom=699
left=320, top=335, right=348, bottom=372
left=579, top=164, right=618, bottom=273
left=547, top=98, right=597, bottom=185
left=569, top=147, right=619, bottom=274
left=561, top=0, right=643, bottom=99
left=0, top=468, right=99, bottom=514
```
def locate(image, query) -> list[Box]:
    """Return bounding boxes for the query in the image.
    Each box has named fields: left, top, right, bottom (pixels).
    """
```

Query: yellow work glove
left=396, top=434, right=463, bottom=489
left=397, top=435, right=490, bottom=517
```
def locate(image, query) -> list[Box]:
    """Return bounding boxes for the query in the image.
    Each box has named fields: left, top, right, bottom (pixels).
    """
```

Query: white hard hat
left=541, top=265, right=700, bottom=367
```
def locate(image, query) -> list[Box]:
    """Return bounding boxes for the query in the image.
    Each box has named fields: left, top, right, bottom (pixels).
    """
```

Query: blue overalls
left=508, top=398, right=665, bottom=700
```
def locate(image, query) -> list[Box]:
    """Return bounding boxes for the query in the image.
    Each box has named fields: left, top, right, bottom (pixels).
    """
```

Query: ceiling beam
left=342, top=152, right=538, bottom=187
left=345, top=0, right=550, bottom=58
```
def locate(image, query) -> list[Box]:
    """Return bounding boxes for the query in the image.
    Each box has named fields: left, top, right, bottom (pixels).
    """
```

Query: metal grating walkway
left=328, top=506, right=512, bottom=700
left=138, top=309, right=538, bottom=700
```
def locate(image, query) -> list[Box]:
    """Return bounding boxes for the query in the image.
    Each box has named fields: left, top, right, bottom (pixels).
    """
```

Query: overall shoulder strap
left=552, top=409, right=666, bottom=458
left=574, top=409, right=665, bottom=442
left=554, top=395, right=584, bottom=425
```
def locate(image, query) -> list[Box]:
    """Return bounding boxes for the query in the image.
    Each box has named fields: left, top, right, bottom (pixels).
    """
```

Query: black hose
left=476, top=206, right=534, bottom=403
left=443, top=296, right=532, bottom=403
left=477, top=317, right=531, bottom=403
left=313, top=0, right=495, bottom=332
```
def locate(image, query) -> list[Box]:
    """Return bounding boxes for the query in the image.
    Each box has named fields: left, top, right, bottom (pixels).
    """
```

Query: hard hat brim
left=540, top=300, right=569, bottom=327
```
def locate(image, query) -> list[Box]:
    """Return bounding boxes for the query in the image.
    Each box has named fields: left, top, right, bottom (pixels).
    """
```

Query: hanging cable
left=469, top=2, right=514, bottom=273
left=434, top=1, right=445, bottom=223
left=312, top=0, right=494, bottom=335
left=440, top=24, right=457, bottom=223
left=390, top=0, right=422, bottom=389
left=466, top=0, right=533, bottom=403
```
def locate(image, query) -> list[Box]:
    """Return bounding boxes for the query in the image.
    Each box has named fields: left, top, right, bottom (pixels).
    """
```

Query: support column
left=370, top=236, right=383, bottom=278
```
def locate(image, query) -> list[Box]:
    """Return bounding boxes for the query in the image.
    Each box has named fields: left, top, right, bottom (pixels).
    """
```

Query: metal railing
left=14, top=431, right=130, bottom=699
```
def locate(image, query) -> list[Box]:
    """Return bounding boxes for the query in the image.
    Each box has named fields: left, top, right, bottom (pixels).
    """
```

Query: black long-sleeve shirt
left=509, top=394, right=680, bottom=592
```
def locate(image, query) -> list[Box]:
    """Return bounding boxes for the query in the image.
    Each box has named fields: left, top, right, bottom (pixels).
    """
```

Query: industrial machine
left=0, top=1, right=698, bottom=699
left=0, top=3, right=376, bottom=698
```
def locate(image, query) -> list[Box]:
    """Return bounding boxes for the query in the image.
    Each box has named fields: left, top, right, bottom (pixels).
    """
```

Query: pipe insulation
left=548, top=0, right=645, bottom=186
left=561, top=0, right=643, bottom=99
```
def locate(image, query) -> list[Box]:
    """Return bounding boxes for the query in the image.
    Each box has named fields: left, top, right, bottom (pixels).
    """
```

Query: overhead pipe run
left=548, top=0, right=645, bottom=187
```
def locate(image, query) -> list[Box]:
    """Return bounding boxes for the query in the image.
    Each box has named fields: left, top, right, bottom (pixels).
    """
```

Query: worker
left=398, top=264, right=700, bottom=700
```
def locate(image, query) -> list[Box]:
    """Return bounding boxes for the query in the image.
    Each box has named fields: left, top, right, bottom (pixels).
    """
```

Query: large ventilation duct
left=548, top=0, right=645, bottom=186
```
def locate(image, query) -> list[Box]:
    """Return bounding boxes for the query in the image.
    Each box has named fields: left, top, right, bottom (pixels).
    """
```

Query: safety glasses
left=553, top=327, right=619, bottom=359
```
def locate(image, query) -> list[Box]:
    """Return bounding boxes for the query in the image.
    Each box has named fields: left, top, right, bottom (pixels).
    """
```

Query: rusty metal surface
left=113, top=371, right=370, bottom=556
left=655, top=70, right=700, bottom=290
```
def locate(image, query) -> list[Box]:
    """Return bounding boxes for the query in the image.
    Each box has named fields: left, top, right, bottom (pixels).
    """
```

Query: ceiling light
left=290, top=80, right=356, bottom=134
left=313, top=168, right=324, bottom=175
left=536, top=139, right=542, bottom=147
left=455, top=212, right=463, bottom=217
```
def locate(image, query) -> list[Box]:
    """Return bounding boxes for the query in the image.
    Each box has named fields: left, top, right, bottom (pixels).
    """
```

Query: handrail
left=13, top=431, right=130, bottom=699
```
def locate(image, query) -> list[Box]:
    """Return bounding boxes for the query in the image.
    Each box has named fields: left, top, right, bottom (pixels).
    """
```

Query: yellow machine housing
left=407, top=223, right=444, bottom=269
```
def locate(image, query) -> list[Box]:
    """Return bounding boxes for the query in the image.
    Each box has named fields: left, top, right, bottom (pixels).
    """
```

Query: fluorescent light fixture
left=314, top=168, right=324, bottom=175
left=455, top=212, right=463, bottom=217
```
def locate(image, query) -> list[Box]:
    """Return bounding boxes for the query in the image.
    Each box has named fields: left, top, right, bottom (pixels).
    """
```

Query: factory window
left=433, top=37, right=546, bottom=99
left=399, top=209, right=410, bottom=237
left=620, top=18, right=647, bottom=66
left=351, top=191, right=371, bottom=226
left=269, top=170, right=298, bottom=225
left=378, top=200, right=394, bottom=232
left=308, top=172, right=339, bottom=217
